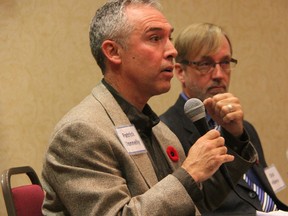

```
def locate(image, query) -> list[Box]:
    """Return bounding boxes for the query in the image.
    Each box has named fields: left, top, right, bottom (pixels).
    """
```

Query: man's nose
left=166, top=39, right=178, bottom=59
left=211, top=63, right=225, bottom=78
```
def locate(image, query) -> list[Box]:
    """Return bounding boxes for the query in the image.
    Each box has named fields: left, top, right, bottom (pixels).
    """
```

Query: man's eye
left=221, top=60, right=230, bottom=65
left=198, top=61, right=211, bottom=67
left=150, top=36, right=161, bottom=42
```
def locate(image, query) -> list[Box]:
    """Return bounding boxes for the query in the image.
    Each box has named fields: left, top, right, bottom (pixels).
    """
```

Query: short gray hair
left=89, top=0, right=161, bottom=74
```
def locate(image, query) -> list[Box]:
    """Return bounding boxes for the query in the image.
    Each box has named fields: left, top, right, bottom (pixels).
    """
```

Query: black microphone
left=184, top=98, right=210, bottom=136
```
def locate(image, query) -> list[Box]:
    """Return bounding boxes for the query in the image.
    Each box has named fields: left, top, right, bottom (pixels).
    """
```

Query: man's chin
left=153, top=85, right=171, bottom=97
left=208, top=88, right=226, bottom=96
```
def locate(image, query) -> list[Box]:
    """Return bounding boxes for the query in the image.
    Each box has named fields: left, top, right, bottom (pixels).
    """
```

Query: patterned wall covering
left=0, top=0, right=287, bottom=214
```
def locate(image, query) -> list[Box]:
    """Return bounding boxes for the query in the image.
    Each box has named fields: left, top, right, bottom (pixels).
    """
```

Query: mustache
left=208, top=81, right=227, bottom=90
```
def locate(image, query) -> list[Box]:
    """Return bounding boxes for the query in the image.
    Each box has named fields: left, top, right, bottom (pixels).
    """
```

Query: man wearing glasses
left=160, top=23, right=288, bottom=215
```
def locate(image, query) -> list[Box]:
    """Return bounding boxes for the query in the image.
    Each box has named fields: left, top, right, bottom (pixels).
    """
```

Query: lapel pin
left=166, top=146, right=179, bottom=162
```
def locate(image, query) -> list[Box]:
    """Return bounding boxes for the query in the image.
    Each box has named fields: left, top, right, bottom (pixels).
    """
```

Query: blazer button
left=248, top=191, right=257, bottom=199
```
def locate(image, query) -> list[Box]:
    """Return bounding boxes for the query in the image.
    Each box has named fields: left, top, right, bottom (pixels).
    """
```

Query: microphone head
left=184, top=98, right=206, bottom=122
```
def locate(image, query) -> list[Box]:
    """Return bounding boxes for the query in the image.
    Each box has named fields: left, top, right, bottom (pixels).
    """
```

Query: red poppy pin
left=166, top=146, right=179, bottom=162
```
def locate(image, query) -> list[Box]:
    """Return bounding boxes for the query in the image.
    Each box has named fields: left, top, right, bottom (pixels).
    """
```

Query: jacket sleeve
left=194, top=127, right=258, bottom=212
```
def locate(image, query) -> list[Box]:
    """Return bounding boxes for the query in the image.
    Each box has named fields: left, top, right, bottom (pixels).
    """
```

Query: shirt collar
left=102, top=79, right=160, bottom=132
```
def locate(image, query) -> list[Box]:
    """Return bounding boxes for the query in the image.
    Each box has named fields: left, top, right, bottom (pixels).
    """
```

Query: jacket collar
left=91, top=83, right=159, bottom=188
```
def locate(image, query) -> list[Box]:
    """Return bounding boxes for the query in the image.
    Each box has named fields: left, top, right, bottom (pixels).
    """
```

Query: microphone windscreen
left=184, top=98, right=206, bottom=122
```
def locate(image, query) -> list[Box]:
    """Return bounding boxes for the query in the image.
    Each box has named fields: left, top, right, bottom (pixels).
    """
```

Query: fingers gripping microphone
left=185, top=99, right=238, bottom=191
left=184, top=98, right=210, bottom=136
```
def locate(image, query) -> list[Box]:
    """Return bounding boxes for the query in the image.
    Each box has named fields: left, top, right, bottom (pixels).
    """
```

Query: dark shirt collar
left=102, top=79, right=160, bottom=133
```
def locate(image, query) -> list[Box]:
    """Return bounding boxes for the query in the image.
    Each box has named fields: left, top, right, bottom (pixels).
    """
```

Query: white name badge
left=115, top=124, right=147, bottom=155
left=264, top=164, right=286, bottom=193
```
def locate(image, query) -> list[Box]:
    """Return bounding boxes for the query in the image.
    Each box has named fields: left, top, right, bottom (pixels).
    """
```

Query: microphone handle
left=193, top=118, right=210, bottom=136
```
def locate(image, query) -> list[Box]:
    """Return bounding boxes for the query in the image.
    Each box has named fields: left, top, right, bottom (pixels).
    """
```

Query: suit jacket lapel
left=175, top=96, right=201, bottom=146
left=252, top=164, right=275, bottom=195
left=153, top=123, right=186, bottom=171
left=236, top=164, right=277, bottom=210
left=238, top=164, right=275, bottom=196
left=91, top=83, right=158, bottom=187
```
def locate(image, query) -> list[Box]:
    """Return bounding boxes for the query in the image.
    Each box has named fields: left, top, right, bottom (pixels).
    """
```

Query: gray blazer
left=42, top=83, right=257, bottom=216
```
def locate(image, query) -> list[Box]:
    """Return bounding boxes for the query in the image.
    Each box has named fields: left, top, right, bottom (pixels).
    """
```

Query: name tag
left=264, top=164, right=286, bottom=193
left=116, top=125, right=147, bottom=155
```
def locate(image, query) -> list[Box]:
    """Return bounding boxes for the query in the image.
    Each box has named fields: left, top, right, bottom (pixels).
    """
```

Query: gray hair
left=89, top=0, right=161, bottom=74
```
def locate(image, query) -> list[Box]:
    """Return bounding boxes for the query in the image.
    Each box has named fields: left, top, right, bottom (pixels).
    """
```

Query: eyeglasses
left=180, top=58, right=238, bottom=74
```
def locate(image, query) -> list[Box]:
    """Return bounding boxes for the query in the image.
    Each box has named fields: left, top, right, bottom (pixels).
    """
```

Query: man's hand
left=182, top=129, right=234, bottom=183
left=204, top=93, right=244, bottom=138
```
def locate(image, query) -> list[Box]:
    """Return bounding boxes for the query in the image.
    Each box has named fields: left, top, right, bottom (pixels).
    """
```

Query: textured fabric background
left=0, top=0, right=287, bottom=214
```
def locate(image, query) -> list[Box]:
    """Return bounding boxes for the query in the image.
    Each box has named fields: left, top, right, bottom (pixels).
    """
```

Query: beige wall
left=0, top=0, right=287, bottom=214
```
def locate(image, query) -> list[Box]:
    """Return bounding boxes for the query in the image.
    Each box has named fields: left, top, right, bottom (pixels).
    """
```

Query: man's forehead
left=126, top=5, right=173, bottom=32
left=144, top=26, right=174, bottom=33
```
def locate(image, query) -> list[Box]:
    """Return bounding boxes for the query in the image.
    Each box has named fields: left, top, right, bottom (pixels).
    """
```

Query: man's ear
left=102, top=40, right=121, bottom=64
left=174, top=63, right=186, bottom=84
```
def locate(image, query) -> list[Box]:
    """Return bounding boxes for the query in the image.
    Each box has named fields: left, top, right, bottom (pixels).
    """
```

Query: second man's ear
left=102, top=40, right=122, bottom=64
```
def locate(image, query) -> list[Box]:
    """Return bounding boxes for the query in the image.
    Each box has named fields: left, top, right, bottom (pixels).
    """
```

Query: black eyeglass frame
left=180, top=58, right=238, bottom=74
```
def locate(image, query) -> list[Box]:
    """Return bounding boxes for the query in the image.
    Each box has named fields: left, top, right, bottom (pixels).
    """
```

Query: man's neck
left=103, top=78, right=148, bottom=111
